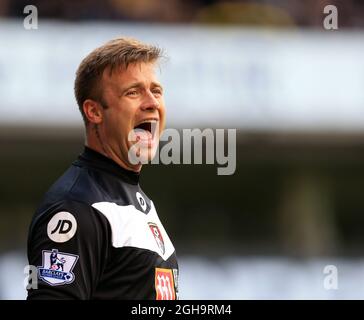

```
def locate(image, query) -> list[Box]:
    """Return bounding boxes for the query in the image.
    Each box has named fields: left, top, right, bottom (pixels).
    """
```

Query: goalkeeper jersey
left=27, top=146, right=179, bottom=300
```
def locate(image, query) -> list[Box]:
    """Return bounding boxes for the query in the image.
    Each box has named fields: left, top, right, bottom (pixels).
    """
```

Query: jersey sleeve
left=27, top=200, right=111, bottom=300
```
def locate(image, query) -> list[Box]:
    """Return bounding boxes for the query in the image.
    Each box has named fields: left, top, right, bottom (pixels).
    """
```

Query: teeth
left=137, top=119, right=158, bottom=125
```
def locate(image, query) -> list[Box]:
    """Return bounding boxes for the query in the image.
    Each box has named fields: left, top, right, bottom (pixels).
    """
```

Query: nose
left=140, top=90, right=160, bottom=111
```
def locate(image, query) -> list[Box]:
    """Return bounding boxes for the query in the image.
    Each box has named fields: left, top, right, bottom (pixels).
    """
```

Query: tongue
left=134, top=128, right=152, bottom=141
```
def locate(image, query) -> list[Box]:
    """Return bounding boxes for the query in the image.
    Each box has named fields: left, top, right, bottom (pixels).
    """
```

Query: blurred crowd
left=0, top=0, right=363, bottom=28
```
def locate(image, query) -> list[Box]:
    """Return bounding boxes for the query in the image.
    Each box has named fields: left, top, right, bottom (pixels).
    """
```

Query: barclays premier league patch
left=38, top=249, right=79, bottom=286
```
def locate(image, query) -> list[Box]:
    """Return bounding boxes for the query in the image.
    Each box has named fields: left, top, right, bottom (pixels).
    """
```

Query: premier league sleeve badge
left=37, top=249, right=79, bottom=286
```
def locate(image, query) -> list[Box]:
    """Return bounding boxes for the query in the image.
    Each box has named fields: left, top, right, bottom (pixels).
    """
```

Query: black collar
left=74, top=146, right=140, bottom=185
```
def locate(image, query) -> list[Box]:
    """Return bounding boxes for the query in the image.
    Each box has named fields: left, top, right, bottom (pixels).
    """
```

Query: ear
left=83, top=99, right=103, bottom=124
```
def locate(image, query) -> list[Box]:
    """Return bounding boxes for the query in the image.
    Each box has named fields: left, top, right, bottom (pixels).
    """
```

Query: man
left=27, top=37, right=179, bottom=300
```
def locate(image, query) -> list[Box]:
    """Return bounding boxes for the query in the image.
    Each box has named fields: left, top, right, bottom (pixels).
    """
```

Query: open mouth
left=133, top=119, right=158, bottom=141
left=134, top=122, right=153, bottom=133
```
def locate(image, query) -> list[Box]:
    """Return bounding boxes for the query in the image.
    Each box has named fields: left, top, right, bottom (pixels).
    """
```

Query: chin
left=141, top=145, right=158, bottom=163
left=128, top=143, right=158, bottom=165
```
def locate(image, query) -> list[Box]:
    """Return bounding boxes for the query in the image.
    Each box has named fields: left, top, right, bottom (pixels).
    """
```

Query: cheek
left=104, top=112, right=129, bottom=138
left=159, top=104, right=166, bottom=130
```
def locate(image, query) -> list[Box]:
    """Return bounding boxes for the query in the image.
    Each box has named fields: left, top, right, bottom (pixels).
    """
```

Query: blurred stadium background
left=1, top=0, right=364, bottom=299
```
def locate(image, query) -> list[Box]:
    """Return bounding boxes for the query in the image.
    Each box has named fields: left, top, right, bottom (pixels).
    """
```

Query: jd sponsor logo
left=47, top=212, right=77, bottom=243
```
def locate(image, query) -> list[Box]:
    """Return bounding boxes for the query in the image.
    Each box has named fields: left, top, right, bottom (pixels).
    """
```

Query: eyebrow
left=121, top=81, right=163, bottom=94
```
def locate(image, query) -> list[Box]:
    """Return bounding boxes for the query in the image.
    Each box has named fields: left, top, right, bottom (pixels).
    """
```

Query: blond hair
left=74, top=37, right=163, bottom=124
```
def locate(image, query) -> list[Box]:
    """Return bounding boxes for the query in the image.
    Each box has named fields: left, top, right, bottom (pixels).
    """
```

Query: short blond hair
left=74, top=37, right=164, bottom=124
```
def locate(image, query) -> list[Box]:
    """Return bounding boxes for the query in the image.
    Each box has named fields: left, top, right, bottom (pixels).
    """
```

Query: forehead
left=102, top=62, right=160, bottom=87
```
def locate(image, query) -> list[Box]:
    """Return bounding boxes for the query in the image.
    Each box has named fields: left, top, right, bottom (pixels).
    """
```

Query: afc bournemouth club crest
left=37, top=249, right=79, bottom=286
left=148, top=222, right=165, bottom=255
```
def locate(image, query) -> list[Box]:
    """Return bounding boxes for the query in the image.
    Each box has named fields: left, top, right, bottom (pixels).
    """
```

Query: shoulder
left=37, top=163, right=108, bottom=210
left=31, top=161, right=113, bottom=229
left=28, top=198, right=110, bottom=244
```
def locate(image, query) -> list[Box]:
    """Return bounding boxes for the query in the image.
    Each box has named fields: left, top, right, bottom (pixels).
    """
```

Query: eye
left=126, top=90, right=138, bottom=96
left=152, top=88, right=163, bottom=96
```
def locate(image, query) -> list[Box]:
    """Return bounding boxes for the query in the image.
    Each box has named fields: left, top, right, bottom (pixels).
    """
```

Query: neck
left=85, top=128, right=142, bottom=173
